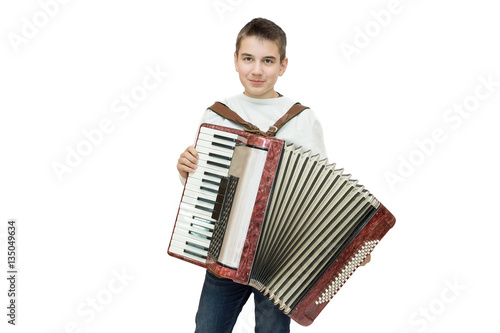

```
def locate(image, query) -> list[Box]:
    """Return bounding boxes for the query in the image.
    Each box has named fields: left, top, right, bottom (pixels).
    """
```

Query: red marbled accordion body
left=168, top=124, right=396, bottom=326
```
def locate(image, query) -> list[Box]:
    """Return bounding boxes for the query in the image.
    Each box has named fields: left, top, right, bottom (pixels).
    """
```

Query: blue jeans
left=194, top=271, right=291, bottom=333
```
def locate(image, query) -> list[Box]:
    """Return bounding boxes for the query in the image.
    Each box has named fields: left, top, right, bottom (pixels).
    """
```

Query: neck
left=244, top=90, right=280, bottom=99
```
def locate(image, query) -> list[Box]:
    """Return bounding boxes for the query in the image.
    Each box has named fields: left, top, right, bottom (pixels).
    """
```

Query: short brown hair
left=235, top=18, right=287, bottom=62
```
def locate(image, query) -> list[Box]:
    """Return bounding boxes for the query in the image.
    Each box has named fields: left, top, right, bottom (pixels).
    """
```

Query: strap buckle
left=267, top=125, right=278, bottom=133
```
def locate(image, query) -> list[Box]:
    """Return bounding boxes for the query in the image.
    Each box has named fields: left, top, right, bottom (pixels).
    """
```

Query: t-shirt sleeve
left=281, top=108, right=328, bottom=161
left=310, top=115, right=328, bottom=160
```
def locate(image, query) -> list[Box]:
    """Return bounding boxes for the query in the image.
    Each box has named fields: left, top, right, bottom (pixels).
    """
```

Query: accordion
left=168, top=123, right=395, bottom=326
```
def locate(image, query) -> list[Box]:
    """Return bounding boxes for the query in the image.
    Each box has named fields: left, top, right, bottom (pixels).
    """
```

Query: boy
left=177, top=18, right=367, bottom=332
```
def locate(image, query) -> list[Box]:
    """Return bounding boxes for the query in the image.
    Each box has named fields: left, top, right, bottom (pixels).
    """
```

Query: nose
left=251, top=61, right=263, bottom=76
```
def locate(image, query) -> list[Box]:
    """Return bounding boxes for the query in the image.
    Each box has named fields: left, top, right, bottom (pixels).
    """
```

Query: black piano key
left=190, top=223, right=213, bottom=233
left=183, top=249, right=207, bottom=260
left=180, top=201, right=216, bottom=219
left=219, top=177, right=229, bottom=189
left=207, top=160, right=230, bottom=169
left=202, top=178, right=220, bottom=187
left=188, top=230, right=212, bottom=240
left=212, top=203, right=223, bottom=220
left=192, top=200, right=220, bottom=218
left=209, top=152, right=232, bottom=161
left=204, top=171, right=224, bottom=179
left=197, top=196, right=216, bottom=205
left=212, top=141, right=235, bottom=150
left=208, top=193, right=225, bottom=221
left=186, top=241, right=209, bottom=251
left=200, top=186, right=219, bottom=194
left=193, top=216, right=214, bottom=225
left=195, top=205, right=214, bottom=213
left=210, top=177, right=229, bottom=221
left=213, top=133, right=237, bottom=143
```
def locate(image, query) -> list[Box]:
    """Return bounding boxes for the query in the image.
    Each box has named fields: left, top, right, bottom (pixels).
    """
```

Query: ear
left=279, top=57, right=288, bottom=76
left=234, top=52, right=239, bottom=72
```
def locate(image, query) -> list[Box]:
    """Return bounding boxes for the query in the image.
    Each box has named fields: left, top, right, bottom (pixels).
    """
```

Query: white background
left=1, top=0, right=499, bottom=332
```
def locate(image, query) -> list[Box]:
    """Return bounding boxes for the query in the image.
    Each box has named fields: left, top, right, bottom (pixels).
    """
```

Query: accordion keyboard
left=169, top=127, right=240, bottom=264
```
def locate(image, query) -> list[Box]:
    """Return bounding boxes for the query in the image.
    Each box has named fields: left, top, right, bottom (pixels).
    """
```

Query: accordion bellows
left=168, top=124, right=395, bottom=326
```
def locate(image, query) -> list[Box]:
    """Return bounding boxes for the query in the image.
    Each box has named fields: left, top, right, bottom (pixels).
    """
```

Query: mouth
left=249, top=79, right=265, bottom=85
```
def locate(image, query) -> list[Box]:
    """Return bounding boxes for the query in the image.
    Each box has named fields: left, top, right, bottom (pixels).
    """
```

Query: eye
left=243, top=57, right=253, bottom=62
left=263, top=59, right=274, bottom=64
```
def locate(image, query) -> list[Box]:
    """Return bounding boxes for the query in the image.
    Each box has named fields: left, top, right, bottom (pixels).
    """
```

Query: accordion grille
left=249, top=144, right=380, bottom=313
left=208, top=176, right=239, bottom=263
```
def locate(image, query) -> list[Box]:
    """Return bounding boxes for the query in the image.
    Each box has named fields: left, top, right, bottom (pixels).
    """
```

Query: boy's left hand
left=360, top=254, right=371, bottom=266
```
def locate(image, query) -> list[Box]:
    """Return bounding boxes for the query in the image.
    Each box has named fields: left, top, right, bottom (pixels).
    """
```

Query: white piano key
left=198, top=132, right=237, bottom=146
left=182, top=196, right=216, bottom=210
left=197, top=145, right=234, bottom=159
left=176, top=222, right=213, bottom=239
left=197, top=153, right=232, bottom=168
left=197, top=136, right=236, bottom=149
left=200, top=126, right=239, bottom=140
left=197, top=158, right=230, bottom=172
left=187, top=171, right=223, bottom=185
left=186, top=177, right=220, bottom=192
left=188, top=166, right=228, bottom=182
left=175, top=220, right=213, bottom=239
left=182, top=189, right=218, bottom=202
left=176, top=214, right=214, bottom=231
left=187, top=161, right=230, bottom=177
left=185, top=183, right=221, bottom=199
left=196, top=139, right=235, bottom=155
left=179, top=202, right=216, bottom=220
left=169, top=244, right=206, bottom=263
left=170, top=239, right=208, bottom=263
left=171, top=231, right=210, bottom=249
left=177, top=211, right=216, bottom=228
left=189, top=165, right=228, bottom=179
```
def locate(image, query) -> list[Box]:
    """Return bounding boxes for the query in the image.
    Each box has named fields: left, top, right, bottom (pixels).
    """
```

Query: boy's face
left=234, top=36, right=288, bottom=99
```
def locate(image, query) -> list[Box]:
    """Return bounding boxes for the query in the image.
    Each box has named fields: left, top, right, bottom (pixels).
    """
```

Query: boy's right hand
left=177, top=145, right=199, bottom=179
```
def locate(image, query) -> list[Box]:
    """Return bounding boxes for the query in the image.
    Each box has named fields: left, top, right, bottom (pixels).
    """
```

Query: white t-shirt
left=180, top=93, right=328, bottom=184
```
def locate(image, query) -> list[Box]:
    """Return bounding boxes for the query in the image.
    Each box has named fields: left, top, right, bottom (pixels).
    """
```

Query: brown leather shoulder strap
left=208, top=102, right=264, bottom=134
left=265, top=103, right=309, bottom=137
left=207, top=101, right=309, bottom=137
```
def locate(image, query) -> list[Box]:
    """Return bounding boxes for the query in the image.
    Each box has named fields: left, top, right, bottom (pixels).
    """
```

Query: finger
left=179, top=157, right=198, bottom=171
left=177, top=157, right=195, bottom=172
left=181, top=150, right=199, bottom=166
left=186, top=146, right=199, bottom=160
left=179, top=163, right=197, bottom=174
left=360, top=254, right=371, bottom=266
left=177, top=161, right=196, bottom=179
left=183, top=153, right=198, bottom=166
